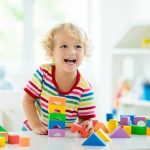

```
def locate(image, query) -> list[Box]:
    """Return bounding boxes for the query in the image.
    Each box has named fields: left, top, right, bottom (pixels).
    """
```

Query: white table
left=4, top=130, right=150, bottom=150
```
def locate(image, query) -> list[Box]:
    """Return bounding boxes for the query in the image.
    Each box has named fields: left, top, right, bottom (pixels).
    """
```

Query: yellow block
left=123, top=126, right=131, bottom=135
left=107, top=119, right=118, bottom=133
left=48, top=104, right=66, bottom=114
left=0, top=137, right=5, bottom=147
left=96, top=129, right=111, bottom=142
left=146, top=128, right=150, bottom=135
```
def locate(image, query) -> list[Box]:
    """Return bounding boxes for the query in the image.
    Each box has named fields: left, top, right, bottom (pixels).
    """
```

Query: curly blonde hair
left=42, top=22, right=93, bottom=60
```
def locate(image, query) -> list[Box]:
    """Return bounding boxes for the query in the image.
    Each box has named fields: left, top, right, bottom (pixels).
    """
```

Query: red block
left=8, top=135, right=19, bottom=144
left=70, top=123, right=89, bottom=138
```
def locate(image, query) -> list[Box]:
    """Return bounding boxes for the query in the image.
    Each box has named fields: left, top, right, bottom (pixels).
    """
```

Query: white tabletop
left=5, top=130, right=150, bottom=150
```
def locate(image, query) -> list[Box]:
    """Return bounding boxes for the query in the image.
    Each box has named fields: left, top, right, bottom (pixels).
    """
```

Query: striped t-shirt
left=24, top=64, right=96, bottom=128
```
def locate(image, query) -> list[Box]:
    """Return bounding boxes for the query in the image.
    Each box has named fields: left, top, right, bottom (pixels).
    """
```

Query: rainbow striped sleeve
left=78, top=86, right=96, bottom=119
left=24, top=65, right=43, bottom=98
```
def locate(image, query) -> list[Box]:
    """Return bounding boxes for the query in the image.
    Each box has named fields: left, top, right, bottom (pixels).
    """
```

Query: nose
left=69, top=47, right=76, bottom=54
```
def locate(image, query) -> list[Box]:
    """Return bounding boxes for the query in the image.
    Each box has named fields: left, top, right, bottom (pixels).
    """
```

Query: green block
left=0, top=125, right=7, bottom=132
left=49, top=113, right=66, bottom=122
left=131, top=125, right=146, bottom=135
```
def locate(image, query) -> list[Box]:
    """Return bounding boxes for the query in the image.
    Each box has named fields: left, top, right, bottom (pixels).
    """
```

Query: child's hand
left=81, top=120, right=94, bottom=135
left=32, top=124, right=48, bottom=135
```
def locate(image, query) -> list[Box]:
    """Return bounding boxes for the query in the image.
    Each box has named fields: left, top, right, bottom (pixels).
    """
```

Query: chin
left=64, top=67, right=77, bottom=73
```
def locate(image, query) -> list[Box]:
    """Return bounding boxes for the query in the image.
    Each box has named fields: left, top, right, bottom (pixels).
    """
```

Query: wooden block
left=0, top=132, right=8, bottom=143
left=96, top=129, right=111, bottom=142
left=120, top=117, right=130, bottom=126
left=48, top=129, right=65, bottom=137
left=48, top=104, right=66, bottom=114
left=49, top=113, right=66, bottom=122
left=134, top=116, right=146, bottom=125
left=123, top=126, right=131, bottom=135
left=109, top=126, right=131, bottom=138
left=48, top=120, right=65, bottom=129
left=0, top=125, right=7, bottom=132
left=0, top=137, right=5, bottom=147
left=146, top=119, right=150, bottom=127
left=70, top=123, right=89, bottom=138
left=19, top=136, right=30, bottom=147
left=146, top=127, right=150, bottom=135
left=82, top=133, right=106, bottom=146
left=93, top=120, right=109, bottom=133
left=49, top=96, right=66, bottom=106
left=8, top=134, right=19, bottom=144
left=106, top=113, right=114, bottom=121
left=131, top=125, right=146, bottom=135
left=107, top=119, right=118, bottom=133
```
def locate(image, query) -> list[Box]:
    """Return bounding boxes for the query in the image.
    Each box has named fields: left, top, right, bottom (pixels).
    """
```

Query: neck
left=54, top=67, right=78, bottom=93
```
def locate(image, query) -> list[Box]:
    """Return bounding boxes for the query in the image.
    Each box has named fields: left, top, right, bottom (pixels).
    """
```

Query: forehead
left=53, top=30, right=81, bottom=43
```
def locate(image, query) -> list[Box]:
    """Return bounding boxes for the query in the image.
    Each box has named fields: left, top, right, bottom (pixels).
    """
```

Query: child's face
left=52, top=30, right=85, bottom=73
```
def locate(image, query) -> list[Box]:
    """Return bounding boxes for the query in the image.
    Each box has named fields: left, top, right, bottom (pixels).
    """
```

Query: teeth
left=64, top=59, right=76, bottom=63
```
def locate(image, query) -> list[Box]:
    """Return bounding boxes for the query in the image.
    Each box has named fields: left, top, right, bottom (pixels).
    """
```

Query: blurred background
left=1, top=0, right=150, bottom=131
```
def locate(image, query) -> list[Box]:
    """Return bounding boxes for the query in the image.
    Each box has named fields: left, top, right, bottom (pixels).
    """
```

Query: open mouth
left=64, top=59, right=76, bottom=64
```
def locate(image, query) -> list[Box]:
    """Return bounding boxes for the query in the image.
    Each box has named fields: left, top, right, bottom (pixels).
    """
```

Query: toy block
left=92, top=120, right=109, bottom=133
left=99, top=123, right=110, bottom=133
left=8, top=134, right=19, bottom=144
left=106, top=113, right=114, bottom=121
left=120, top=115, right=135, bottom=125
left=48, top=104, right=66, bottom=114
left=134, top=116, right=146, bottom=125
left=48, top=129, right=65, bottom=137
left=82, top=133, right=106, bottom=146
left=48, top=120, right=65, bottom=129
left=120, top=116, right=130, bottom=126
left=131, top=125, right=146, bottom=135
left=107, top=119, right=118, bottom=133
left=92, top=120, right=101, bottom=131
left=0, top=125, right=7, bottom=132
left=123, top=126, right=131, bottom=135
left=19, top=136, right=30, bottom=147
left=49, top=113, right=66, bottom=122
left=0, top=137, right=5, bottom=147
left=146, top=127, right=150, bottom=135
left=49, top=96, right=66, bottom=106
left=109, top=126, right=131, bottom=138
left=0, top=132, right=8, bottom=143
left=146, top=119, right=150, bottom=127
left=70, top=123, right=89, bottom=138
left=96, top=129, right=111, bottom=142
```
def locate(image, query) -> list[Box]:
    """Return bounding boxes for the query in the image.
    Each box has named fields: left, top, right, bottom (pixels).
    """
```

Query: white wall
left=98, top=0, right=133, bottom=121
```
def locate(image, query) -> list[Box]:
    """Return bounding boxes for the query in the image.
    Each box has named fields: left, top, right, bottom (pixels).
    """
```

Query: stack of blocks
left=48, top=96, right=66, bottom=137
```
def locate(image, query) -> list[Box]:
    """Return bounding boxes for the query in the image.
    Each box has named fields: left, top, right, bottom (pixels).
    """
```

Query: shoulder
left=78, top=73, right=93, bottom=91
left=38, top=63, right=53, bottom=74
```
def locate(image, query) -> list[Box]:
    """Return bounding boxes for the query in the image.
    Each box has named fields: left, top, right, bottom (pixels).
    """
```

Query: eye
left=75, top=45, right=82, bottom=49
left=60, top=44, right=68, bottom=48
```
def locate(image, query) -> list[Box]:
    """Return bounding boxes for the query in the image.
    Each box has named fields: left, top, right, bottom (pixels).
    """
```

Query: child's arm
left=78, top=118, right=94, bottom=135
left=23, top=93, right=48, bottom=135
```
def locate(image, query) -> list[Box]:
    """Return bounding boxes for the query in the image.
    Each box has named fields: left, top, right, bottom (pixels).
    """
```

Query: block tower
left=48, top=96, right=66, bottom=137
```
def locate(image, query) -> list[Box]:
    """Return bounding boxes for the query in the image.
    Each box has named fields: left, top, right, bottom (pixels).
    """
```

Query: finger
left=41, top=127, right=48, bottom=135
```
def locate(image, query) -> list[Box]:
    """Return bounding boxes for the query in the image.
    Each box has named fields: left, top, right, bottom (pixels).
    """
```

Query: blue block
left=106, top=113, right=114, bottom=121
left=146, top=119, right=150, bottom=127
left=82, top=133, right=106, bottom=146
left=48, top=120, right=65, bottom=129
